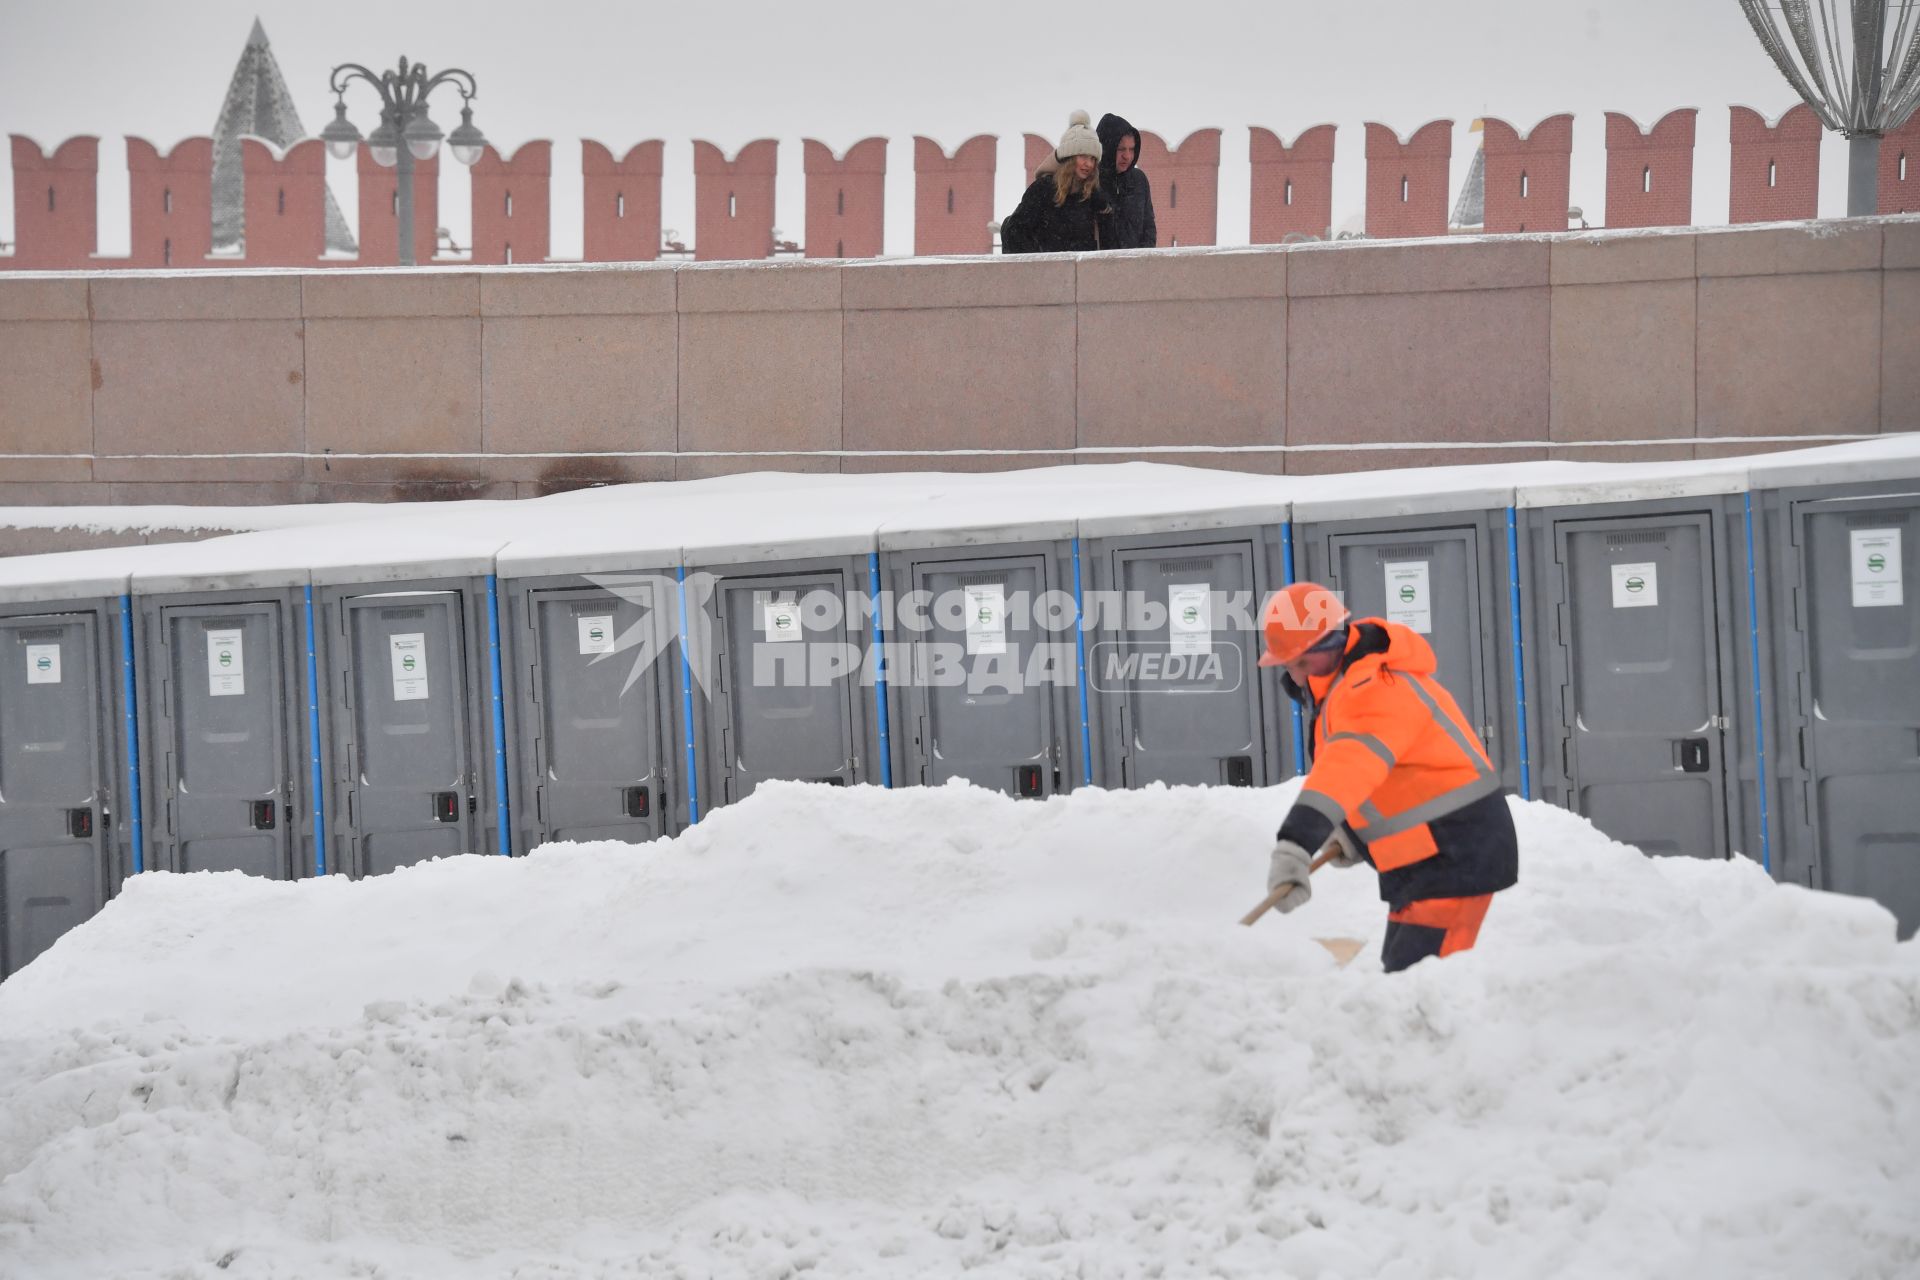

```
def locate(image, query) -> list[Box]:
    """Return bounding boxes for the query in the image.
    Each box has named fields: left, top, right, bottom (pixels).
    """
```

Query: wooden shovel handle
left=1239, top=847, right=1338, bottom=927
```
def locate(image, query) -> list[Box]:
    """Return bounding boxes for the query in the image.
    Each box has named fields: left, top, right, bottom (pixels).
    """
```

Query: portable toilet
left=879, top=515, right=1083, bottom=797
left=0, top=554, right=134, bottom=979
left=494, top=526, right=688, bottom=851
left=311, top=533, right=510, bottom=877
left=684, top=528, right=887, bottom=809
left=1077, top=502, right=1293, bottom=788
left=1515, top=459, right=1759, bottom=863
left=1289, top=474, right=1525, bottom=793
left=130, top=558, right=316, bottom=880
left=1749, top=437, right=1920, bottom=937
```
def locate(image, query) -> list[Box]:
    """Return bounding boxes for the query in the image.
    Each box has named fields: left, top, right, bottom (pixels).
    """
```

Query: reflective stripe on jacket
left=1277, top=619, right=1518, bottom=903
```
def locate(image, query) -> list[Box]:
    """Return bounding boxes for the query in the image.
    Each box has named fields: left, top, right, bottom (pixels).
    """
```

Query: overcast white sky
left=0, top=0, right=1855, bottom=259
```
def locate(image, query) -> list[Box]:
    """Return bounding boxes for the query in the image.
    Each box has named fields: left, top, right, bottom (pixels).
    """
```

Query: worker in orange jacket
left=1259, top=582, right=1518, bottom=973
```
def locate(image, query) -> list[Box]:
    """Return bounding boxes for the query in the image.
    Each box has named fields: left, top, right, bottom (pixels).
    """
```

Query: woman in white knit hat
left=1000, top=111, right=1113, bottom=254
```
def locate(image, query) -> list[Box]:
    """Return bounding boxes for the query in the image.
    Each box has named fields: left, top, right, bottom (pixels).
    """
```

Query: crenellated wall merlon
left=5, top=112, right=1915, bottom=271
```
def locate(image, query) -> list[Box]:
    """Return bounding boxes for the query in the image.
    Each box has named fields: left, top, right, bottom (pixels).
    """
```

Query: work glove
left=1266, top=839, right=1314, bottom=913
left=1328, top=824, right=1367, bottom=869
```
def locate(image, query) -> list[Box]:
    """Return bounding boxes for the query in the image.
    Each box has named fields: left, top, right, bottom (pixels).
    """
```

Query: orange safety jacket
left=1277, top=619, right=1518, bottom=905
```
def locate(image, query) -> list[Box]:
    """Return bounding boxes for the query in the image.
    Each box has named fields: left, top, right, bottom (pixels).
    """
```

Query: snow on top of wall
left=0, top=781, right=1913, bottom=1276
left=2, top=437, right=1917, bottom=594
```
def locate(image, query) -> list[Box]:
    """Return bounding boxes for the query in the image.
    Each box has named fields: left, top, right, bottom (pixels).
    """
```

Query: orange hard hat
left=1257, top=582, right=1350, bottom=667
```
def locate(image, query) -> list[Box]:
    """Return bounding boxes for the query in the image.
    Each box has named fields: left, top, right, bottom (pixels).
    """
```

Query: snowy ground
left=1, top=781, right=1916, bottom=1279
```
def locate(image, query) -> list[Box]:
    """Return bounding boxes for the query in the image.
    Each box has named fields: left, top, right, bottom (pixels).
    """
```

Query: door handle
left=250, top=800, right=277, bottom=831
left=1016, top=764, right=1045, bottom=798
left=623, top=785, right=651, bottom=818
left=67, top=808, right=93, bottom=839
left=1223, top=756, right=1254, bottom=787
left=433, top=792, right=460, bottom=823
left=1677, top=738, right=1710, bottom=773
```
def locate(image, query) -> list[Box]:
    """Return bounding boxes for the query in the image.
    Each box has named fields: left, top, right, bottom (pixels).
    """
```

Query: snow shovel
left=1239, top=845, right=1366, bottom=967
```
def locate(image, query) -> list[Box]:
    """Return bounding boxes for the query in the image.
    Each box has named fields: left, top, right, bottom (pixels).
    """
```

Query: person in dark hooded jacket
left=1000, top=111, right=1113, bottom=254
left=1096, top=113, right=1157, bottom=249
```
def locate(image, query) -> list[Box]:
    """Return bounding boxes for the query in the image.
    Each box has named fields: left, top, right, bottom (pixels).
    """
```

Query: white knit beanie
left=1055, top=110, right=1102, bottom=162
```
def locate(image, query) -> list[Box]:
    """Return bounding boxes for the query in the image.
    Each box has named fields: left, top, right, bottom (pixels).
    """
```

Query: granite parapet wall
left=0, top=218, right=1914, bottom=508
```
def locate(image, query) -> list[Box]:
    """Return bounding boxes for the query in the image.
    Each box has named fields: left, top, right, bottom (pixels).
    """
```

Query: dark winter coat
left=1096, top=113, right=1157, bottom=249
left=1000, top=169, right=1113, bottom=254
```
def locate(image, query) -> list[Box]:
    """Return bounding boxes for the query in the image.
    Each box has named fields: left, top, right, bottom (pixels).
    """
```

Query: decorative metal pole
left=1735, top=0, right=1920, bottom=216
left=321, top=57, right=488, bottom=265
left=396, top=119, right=416, bottom=263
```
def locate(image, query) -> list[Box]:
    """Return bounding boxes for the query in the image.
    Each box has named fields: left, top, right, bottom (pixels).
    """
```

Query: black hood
left=1097, top=113, right=1143, bottom=177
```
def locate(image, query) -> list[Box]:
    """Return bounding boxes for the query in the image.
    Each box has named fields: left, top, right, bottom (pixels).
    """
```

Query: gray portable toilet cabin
left=130, top=553, right=316, bottom=882
left=684, top=527, right=887, bottom=811
left=0, top=553, right=134, bottom=980
left=1515, top=459, right=1761, bottom=863
left=493, top=523, right=688, bottom=852
left=879, top=515, right=1083, bottom=797
left=1289, top=473, right=1525, bottom=794
left=311, top=530, right=510, bottom=878
left=1077, top=501, right=1293, bottom=789
left=1748, top=437, right=1920, bottom=937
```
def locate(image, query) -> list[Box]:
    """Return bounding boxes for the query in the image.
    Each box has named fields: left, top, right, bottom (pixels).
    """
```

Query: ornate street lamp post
left=320, top=56, right=488, bottom=265
left=1736, top=0, right=1920, bottom=215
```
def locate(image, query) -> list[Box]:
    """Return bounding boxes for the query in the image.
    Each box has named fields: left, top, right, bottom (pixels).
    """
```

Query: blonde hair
left=1052, top=160, right=1099, bottom=207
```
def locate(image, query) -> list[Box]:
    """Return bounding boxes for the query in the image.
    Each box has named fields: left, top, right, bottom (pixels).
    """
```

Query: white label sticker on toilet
left=1611, top=562, right=1659, bottom=608
left=206, top=628, right=245, bottom=697
left=1849, top=529, right=1903, bottom=608
left=1384, top=562, right=1433, bottom=633
left=964, top=584, right=1007, bottom=655
left=1168, top=584, right=1212, bottom=655
left=762, top=600, right=804, bottom=642
left=578, top=615, right=616, bottom=654
left=26, top=643, right=60, bottom=685
left=389, top=632, right=430, bottom=701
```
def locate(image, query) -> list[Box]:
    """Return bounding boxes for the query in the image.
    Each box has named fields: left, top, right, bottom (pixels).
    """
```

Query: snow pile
left=1, top=782, right=1916, bottom=1279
